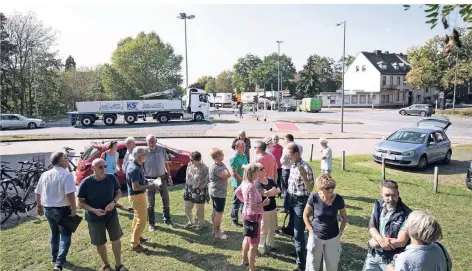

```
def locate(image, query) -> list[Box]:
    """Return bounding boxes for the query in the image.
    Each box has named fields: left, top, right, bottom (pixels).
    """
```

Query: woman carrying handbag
left=235, top=163, right=270, bottom=271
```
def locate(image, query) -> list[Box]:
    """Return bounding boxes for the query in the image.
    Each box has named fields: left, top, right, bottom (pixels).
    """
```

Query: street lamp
left=276, top=40, right=283, bottom=106
left=177, top=13, right=195, bottom=88
left=336, top=20, right=346, bottom=133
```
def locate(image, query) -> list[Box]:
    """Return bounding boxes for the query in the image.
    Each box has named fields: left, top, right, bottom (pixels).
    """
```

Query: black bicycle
left=0, top=177, right=37, bottom=225
left=1, top=161, right=46, bottom=192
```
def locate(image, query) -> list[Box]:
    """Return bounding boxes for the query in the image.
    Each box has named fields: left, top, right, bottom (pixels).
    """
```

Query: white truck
left=66, top=88, right=210, bottom=127
left=209, top=92, right=233, bottom=108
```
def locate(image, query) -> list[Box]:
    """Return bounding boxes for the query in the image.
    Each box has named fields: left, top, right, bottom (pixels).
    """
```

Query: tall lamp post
left=336, top=20, right=346, bottom=133
left=177, top=13, right=195, bottom=88
left=276, top=40, right=284, bottom=106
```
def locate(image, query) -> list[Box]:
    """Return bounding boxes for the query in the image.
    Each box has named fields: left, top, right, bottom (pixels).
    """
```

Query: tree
left=102, top=31, right=183, bottom=99
left=333, top=54, right=356, bottom=88
left=232, top=54, right=262, bottom=92
left=2, top=11, right=59, bottom=116
left=215, top=70, right=234, bottom=91
left=249, top=53, right=296, bottom=92
left=296, top=55, right=338, bottom=98
left=65, top=55, right=76, bottom=71
left=191, top=75, right=214, bottom=90
left=205, top=78, right=217, bottom=93
left=0, top=13, right=16, bottom=112
left=404, top=4, right=472, bottom=30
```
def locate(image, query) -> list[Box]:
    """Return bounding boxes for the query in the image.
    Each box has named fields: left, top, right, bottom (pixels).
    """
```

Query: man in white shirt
left=35, top=152, right=77, bottom=271
left=280, top=134, right=303, bottom=212
left=122, top=137, right=136, bottom=174
left=320, top=138, right=332, bottom=174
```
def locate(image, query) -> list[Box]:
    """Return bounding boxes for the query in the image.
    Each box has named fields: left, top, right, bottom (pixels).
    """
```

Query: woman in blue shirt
left=100, top=141, right=120, bottom=176
left=303, top=174, right=348, bottom=271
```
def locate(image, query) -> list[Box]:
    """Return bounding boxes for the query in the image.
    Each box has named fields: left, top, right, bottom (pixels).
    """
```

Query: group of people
left=34, top=131, right=452, bottom=271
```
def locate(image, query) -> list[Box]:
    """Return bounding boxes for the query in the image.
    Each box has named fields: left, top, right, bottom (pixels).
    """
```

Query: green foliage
left=249, top=53, right=296, bottom=91
left=215, top=70, right=234, bottom=91
left=64, top=55, right=76, bottom=71
left=295, top=55, right=338, bottom=98
left=232, top=54, right=262, bottom=92
left=102, top=31, right=183, bottom=99
left=404, top=4, right=472, bottom=30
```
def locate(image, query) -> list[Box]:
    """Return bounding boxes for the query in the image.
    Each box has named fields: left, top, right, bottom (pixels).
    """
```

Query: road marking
left=274, top=122, right=300, bottom=131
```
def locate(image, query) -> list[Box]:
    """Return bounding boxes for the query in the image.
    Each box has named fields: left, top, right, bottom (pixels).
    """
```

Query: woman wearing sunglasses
left=303, top=174, right=348, bottom=271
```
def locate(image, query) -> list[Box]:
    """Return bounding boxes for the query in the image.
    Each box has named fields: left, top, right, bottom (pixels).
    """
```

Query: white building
left=321, top=50, right=435, bottom=108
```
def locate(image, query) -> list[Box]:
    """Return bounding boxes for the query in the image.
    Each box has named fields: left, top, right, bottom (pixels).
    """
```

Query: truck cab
left=185, top=88, right=210, bottom=121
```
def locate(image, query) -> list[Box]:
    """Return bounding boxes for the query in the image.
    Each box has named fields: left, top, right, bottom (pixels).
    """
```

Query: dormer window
left=377, top=61, right=387, bottom=70
left=356, top=66, right=359, bottom=72
left=392, top=63, right=399, bottom=70
left=399, top=63, right=405, bottom=71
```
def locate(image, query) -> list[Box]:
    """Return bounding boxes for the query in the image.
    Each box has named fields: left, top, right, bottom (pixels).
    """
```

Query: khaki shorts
left=87, top=214, right=123, bottom=246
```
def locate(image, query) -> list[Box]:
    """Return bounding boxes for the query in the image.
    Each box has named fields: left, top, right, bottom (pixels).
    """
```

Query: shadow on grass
left=140, top=241, right=246, bottom=270
left=345, top=204, right=363, bottom=211
left=347, top=215, right=370, bottom=228
left=343, top=195, right=375, bottom=205
left=339, top=242, right=367, bottom=271
left=63, top=262, right=96, bottom=271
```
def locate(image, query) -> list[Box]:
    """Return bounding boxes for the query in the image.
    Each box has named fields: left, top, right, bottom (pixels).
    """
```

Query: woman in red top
left=235, top=163, right=270, bottom=271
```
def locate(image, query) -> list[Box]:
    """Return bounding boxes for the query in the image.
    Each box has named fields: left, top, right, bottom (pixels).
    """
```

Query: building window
left=397, top=77, right=400, bottom=86
left=425, top=87, right=429, bottom=93
left=382, top=76, right=386, bottom=86
left=352, top=95, right=358, bottom=104
left=396, top=92, right=400, bottom=101
left=381, top=95, right=385, bottom=103
left=344, top=96, right=350, bottom=104
left=362, top=65, right=366, bottom=71
left=390, top=76, right=393, bottom=85
left=403, top=78, right=407, bottom=86
left=368, top=95, right=372, bottom=103
left=360, top=95, right=367, bottom=104
left=416, top=94, right=421, bottom=102
left=356, top=66, right=359, bottom=72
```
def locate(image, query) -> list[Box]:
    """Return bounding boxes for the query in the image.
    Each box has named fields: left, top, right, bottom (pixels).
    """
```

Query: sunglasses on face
left=96, top=165, right=107, bottom=169
left=324, top=185, right=336, bottom=191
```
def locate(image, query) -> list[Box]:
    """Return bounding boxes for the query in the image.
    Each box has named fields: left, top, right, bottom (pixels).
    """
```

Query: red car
left=76, top=140, right=190, bottom=186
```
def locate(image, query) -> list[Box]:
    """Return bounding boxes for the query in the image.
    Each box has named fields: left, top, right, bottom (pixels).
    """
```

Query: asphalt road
left=1, top=109, right=471, bottom=139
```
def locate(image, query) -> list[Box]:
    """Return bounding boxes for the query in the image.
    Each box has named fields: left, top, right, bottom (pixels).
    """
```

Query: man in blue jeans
left=35, top=152, right=77, bottom=271
left=285, top=143, right=314, bottom=271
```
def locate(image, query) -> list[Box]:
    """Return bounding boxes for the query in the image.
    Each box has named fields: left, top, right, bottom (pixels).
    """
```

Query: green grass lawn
left=1, top=148, right=471, bottom=271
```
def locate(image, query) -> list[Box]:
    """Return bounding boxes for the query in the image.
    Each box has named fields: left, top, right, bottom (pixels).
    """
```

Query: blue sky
left=3, top=3, right=467, bottom=85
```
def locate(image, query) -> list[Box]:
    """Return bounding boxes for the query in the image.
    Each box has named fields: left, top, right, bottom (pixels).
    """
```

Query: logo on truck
left=127, top=102, right=138, bottom=110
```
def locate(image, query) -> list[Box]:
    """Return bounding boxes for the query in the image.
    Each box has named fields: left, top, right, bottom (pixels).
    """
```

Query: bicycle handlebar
left=63, top=147, right=74, bottom=152
left=0, top=161, right=10, bottom=164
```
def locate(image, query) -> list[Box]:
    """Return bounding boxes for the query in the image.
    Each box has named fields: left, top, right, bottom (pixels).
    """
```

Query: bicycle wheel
left=1, top=195, right=14, bottom=225
left=23, top=184, right=37, bottom=211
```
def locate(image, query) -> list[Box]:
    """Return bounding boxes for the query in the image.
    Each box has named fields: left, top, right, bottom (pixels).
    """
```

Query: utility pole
left=177, top=13, right=195, bottom=88
left=276, top=41, right=283, bottom=106
left=336, top=21, right=346, bottom=133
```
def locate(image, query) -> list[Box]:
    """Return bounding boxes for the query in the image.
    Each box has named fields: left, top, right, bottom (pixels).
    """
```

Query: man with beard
left=362, top=180, right=411, bottom=271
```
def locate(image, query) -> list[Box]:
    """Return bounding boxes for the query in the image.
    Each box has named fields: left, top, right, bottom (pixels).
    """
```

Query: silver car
left=373, top=117, right=452, bottom=170
left=0, top=114, right=45, bottom=130
left=399, top=104, right=434, bottom=117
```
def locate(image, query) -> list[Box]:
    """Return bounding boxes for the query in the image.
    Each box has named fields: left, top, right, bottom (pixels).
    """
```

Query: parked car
left=75, top=140, right=190, bottom=186
left=0, top=114, right=45, bottom=130
left=445, top=99, right=453, bottom=108
left=398, top=104, right=434, bottom=117
left=466, top=161, right=472, bottom=190
left=373, top=117, right=452, bottom=170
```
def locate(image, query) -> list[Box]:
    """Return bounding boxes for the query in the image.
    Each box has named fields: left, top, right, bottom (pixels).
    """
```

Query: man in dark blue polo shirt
left=126, top=147, right=156, bottom=251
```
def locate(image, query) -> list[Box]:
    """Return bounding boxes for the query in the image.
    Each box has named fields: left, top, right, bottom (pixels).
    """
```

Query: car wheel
left=417, top=155, right=428, bottom=170
left=466, top=175, right=472, bottom=190
left=420, top=111, right=427, bottom=117
left=194, top=113, right=204, bottom=121
left=443, top=150, right=452, bottom=164
left=176, top=165, right=187, bottom=184
left=27, top=122, right=37, bottom=129
left=0, top=125, right=3, bottom=130
left=399, top=110, right=406, bottom=115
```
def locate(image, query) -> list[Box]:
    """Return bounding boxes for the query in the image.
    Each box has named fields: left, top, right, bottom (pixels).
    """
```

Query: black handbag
left=58, top=215, right=83, bottom=233
left=280, top=212, right=294, bottom=236
left=242, top=188, right=259, bottom=238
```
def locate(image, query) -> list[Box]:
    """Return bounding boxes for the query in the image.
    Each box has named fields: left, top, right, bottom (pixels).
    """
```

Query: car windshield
left=158, top=143, right=182, bottom=154
left=81, top=145, right=100, bottom=160
left=387, top=130, right=427, bottom=144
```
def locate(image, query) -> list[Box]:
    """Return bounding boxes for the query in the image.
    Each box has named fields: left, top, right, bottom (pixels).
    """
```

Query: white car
left=0, top=114, right=45, bottom=129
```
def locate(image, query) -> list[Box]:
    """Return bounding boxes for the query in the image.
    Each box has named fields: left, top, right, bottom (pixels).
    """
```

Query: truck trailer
left=66, top=88, right=210, bottom=127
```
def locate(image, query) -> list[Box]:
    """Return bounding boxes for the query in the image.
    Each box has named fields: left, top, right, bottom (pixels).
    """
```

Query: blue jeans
left=362, top=252, right=391, bottom=271
left=231, top=187, right=243, bottom=223
left=281, top=169, right=291, bottom=210
left=287, top=194, right=308, bottom=269
left=44, top=206, right=72, bottom=266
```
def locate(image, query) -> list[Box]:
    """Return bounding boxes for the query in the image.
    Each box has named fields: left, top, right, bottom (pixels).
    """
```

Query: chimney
left=385, top=51, right=389, bottom=54
left=375, top=50, right=381, bottom=55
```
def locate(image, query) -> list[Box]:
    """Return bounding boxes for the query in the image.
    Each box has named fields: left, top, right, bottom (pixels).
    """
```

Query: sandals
left=115, top=265, right=129, bottom=271
left=101, top=265, right=112, bottom=271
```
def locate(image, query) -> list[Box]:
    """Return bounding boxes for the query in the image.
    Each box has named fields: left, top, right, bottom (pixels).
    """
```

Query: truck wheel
left=194, top=113, right=204, bottom=121
left=81, top=116, right=94, bottom=127
left=103, top=115, right=116, bottom=126
left=124, top=114, right=137, bottom=124
left=158, top=114, right=169, bottom=123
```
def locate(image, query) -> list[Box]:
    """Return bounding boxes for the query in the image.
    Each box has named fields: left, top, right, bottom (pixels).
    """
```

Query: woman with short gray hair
left=387, top=210, right=452, bottom=271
